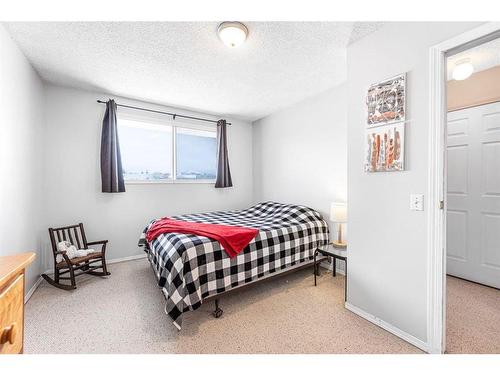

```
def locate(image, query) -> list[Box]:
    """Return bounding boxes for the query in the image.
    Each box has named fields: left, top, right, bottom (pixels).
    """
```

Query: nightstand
left=313, top=243, right=347, bottom=301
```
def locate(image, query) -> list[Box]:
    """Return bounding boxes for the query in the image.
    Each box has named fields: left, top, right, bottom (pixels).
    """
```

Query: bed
left=138, top=201, right=329, bottom=329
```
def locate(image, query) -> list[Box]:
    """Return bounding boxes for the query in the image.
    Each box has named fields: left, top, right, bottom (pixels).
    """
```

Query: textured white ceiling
left=3, top=22, right=383, bottom=121
left=447, top=36, right=500, bottom=80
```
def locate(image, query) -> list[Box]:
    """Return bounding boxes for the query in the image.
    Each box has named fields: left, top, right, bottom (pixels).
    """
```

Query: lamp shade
left=330, top=202, right=347, bottom=222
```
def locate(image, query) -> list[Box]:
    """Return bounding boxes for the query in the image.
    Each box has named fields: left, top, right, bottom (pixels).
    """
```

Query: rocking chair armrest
left=54, top=250, right=67, bottom=255
left=86, top=240, right=108, bottom=254
left=86, top=240, right=108, bottom=246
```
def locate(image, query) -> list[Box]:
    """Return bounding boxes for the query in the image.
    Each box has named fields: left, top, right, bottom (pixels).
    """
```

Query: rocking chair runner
left=42, top=223, right=110, bottom=290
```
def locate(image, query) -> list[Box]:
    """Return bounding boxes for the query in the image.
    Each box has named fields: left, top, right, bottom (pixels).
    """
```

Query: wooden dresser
left=0, top=252, right=35, bottom=354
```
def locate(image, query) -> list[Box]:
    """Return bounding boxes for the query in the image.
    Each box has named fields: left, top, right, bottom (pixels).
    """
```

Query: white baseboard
left=107, top=253, right=147, bottom=265
left=345, top=302, right=430, bottom=353
left=25, top=253, right=147, bottom=304
left=24, top=276, right=43, bottom=304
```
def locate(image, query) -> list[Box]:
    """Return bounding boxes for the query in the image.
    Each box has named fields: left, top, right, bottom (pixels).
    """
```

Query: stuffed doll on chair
left=56, top=241, right=96, bottom=263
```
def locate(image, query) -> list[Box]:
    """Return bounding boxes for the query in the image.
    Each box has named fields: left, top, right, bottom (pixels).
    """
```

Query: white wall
left=252, top=84, right=347, bottom=236
left=346, top=22, right=482, bottom=347
left=0, top=25, right=46, bottom=292
left=42, top=85, right=253, bottom=271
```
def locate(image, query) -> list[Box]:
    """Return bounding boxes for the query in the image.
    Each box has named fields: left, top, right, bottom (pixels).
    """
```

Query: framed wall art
left=364, top=122, right=405, bottom=172
left=366, top=73, right=406, bottom=127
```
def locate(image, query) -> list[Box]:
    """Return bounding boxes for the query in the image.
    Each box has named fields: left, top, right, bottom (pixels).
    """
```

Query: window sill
left=125, top=180, right=216, bottom=185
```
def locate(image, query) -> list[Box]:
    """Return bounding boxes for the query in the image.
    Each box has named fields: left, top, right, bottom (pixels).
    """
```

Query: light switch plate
left=410, top=194, right=424, bottom=211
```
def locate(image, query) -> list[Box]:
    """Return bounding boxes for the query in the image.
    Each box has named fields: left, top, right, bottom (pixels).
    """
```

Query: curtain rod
left=96, top=100, right=231, bottom=125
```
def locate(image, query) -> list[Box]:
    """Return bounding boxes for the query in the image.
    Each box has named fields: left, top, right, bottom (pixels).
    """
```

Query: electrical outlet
left=410, top=194, right=424, bottom=211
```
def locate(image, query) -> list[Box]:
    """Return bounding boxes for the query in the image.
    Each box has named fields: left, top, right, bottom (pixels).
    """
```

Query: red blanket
left=146, top=218, right=259, bottom=258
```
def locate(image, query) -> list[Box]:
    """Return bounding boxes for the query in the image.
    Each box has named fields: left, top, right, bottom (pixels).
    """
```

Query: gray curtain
left=100, top=99, right=125, bottom=193
left=215, top=119, right=233, bottom=188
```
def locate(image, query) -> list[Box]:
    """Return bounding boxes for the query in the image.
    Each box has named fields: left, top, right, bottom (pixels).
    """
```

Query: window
left=176, top=127, right=217, bottom=180
left=119, top=118, right=173, bottom=181
left=118, top=115, right=217, bottom=183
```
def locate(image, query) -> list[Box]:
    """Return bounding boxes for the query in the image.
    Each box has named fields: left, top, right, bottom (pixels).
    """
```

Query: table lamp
left=330, top=202, right=347, bottom=248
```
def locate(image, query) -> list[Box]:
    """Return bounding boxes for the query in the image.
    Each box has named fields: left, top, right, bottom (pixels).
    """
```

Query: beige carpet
left=446, top=275, right=500, bottom=353
left=25, top=258, right=424, bottom=354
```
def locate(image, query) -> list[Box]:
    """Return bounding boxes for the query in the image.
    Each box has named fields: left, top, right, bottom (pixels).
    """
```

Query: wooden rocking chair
left=41, top=223, right=110, bottom=290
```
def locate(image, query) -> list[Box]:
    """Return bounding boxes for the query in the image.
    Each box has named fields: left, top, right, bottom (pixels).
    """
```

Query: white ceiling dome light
left=217, top=22, right=248, bottom=48
left=452, top=59, right=474, bottom=81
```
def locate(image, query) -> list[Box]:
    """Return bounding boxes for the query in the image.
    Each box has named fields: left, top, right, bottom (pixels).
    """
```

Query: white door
left=447, top=101, right=500, bottom=289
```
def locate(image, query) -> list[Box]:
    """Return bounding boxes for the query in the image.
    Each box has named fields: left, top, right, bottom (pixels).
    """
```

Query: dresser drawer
left=0, top=274, right=24, bottom=354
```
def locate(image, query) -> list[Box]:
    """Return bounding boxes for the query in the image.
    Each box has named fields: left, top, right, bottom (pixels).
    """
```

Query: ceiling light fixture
left=452, top=59, right=474, bottom=81
left=217, top=21, right=248, bottom=48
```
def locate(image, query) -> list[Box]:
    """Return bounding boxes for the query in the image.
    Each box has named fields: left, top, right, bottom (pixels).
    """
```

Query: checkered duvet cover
left=138, top=201, right=329, bottom=329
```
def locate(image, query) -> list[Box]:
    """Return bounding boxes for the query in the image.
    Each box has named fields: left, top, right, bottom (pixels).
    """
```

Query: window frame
left=117, top=110, right=218, bottom=185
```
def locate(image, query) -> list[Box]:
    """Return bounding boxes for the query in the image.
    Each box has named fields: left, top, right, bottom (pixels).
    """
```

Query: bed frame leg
left=213, top=298, right=223, bottom=318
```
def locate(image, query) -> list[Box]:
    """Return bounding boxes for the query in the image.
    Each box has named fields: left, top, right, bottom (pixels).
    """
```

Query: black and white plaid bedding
left=138, top=201, right=329, bottom=329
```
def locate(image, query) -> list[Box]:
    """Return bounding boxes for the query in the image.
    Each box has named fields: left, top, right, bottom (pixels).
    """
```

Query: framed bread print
left=366, top=73, right=406, bottom=127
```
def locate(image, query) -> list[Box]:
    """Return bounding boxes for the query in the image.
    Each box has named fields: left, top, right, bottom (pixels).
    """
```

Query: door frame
left=427, top=22, right=500, bottom=354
